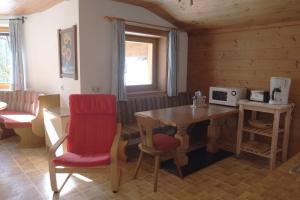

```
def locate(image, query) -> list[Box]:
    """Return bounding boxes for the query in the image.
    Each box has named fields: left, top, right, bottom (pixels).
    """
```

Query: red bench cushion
left=0, top=111, right=35, bottom=129
left=53, top=152, right=111, bottom=167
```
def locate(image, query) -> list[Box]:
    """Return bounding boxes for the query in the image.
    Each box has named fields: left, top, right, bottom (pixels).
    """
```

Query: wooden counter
left=238, top=153, right=300, bottom=199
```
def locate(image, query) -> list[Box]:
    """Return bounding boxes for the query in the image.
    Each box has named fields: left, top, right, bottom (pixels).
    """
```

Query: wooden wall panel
left=188, top=23, right=300, bottom=156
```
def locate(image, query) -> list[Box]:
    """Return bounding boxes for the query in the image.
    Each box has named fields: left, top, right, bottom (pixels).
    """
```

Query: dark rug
left=161, top=147, right=234, bottom=177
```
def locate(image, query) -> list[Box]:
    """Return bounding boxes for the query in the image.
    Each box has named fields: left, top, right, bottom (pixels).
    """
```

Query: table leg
left=207, top=119, right=221, bottom=153
left=250, top=111, right=257, bottom=141
left=270, top=111, right=280, bottom=170
left=175, top=126, right=189, bottom=166
left=282, top=110, right=292, bottom=162
left=236, top=105, right=244, bottom=157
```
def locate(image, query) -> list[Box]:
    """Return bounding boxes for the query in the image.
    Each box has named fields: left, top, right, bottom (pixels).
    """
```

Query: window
left=125, top=35, right=157, bottom=92
left=125, top=25, right=168, bottom=94
left=0, top=27, right=11, bottom=89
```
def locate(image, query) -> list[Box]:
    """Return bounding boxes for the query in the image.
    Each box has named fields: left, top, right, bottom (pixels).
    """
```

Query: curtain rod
left=0, top=16, right=27, bottom=23
left=104, top=16, right=178, bottom=31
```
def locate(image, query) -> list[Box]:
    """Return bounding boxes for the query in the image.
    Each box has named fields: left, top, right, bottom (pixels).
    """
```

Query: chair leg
left=111, top=160, right=120, bottom=193
left=118, top=167, right=122, bottom=187
left=133, top=151, right=144, bottom=179
left=49, top=162, right=59, bottom=193
left=49, top=162, right=72, bottom=193
left=153, top=155, right=160, bottom=192
left=173, top=151, right=183, bottom=178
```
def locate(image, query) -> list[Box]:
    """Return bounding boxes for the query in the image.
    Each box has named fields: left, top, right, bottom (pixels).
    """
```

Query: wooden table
left=135, top=104, right=238, bottom=166
left=0, top=101, right=7, bottom=110
left=0, top=101, right=7, bottom=139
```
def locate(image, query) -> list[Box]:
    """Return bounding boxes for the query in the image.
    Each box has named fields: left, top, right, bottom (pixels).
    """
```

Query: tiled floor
left=0, top=136, right=270, bottom=200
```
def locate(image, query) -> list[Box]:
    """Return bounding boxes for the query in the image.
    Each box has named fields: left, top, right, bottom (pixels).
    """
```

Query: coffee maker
left=269, top=77, right=291, bottom=105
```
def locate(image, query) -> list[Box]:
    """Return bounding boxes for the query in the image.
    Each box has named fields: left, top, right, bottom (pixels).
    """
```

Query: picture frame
left=58, top=25, right=78, bottom=80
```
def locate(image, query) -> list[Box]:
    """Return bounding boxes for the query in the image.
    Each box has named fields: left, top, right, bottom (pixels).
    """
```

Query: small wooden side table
left=236, top=100, right=294, bottom=170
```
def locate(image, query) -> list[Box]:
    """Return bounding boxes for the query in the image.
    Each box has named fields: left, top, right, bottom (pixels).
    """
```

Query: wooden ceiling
left=114, top=0, right=300, bottom=31
left=0, top=0, right=63, bottom=16
left=2, top=0, right=300, bottom=31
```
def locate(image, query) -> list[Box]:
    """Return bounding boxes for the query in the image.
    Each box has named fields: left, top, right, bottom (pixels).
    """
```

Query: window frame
left=125, top=34, right=158, bottom=93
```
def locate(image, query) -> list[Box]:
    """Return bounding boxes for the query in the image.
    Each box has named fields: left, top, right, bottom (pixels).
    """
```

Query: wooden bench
left=0, top=90, right=60, bottom=148
left=117, top=92, right=193, bottom=160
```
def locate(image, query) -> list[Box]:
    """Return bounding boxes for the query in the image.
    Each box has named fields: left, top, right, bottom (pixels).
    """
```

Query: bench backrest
left=117, top=92, right=193, bottom=125
left=0, top=90, right=40, bottom=115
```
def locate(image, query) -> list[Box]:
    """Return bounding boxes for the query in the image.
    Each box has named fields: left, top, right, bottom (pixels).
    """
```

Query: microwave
left=209, top=87, right=247, bottom=107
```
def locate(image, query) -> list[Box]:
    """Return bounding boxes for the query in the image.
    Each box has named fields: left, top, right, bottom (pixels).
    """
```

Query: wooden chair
left=133, top=115, right=182, bottom=192
left=49, top=94, right=121, bottom=193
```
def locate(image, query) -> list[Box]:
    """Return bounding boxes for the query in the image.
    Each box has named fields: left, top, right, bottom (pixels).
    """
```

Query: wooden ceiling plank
left=113, top=0, right=300, bottom=31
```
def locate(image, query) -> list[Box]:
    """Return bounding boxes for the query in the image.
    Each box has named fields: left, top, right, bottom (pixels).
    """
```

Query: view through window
left=124, top=26, right=168, bottom=93
left=125, top=40, right=153, bottom=86
left=0, top=32, right=11, bottom=85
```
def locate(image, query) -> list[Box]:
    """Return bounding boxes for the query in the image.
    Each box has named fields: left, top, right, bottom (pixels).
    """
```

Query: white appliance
left=250, top=90, right=269, bottom=102
left=269, top=77, right=291, bottom=105
left=209, top=86, right=247, bottom=107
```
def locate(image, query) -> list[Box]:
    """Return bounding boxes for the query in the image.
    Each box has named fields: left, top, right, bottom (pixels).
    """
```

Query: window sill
left=127, top=90, right=166, bottom=97
left=0, top=83, right=10, bottom=90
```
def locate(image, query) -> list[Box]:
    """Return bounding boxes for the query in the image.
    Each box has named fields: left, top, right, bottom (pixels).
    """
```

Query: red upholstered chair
left=49, top=94, right=121, bottom=193
left=133, top=115, right=182, bottom=192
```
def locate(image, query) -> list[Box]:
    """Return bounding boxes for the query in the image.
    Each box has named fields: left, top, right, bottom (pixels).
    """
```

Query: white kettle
left=269, top=77, right=291, bottom=105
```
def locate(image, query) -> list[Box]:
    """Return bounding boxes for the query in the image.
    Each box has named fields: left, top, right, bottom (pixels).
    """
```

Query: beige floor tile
left=0, top=136, right=270, bottom=200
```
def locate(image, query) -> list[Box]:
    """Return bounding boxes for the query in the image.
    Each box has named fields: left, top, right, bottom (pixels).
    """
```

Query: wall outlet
left=91, top=86, right=101, bottom=93
left=60, top=85, right=64, bottom=90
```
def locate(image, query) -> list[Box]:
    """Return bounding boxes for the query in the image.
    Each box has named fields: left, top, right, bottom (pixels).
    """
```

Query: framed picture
left=58, top=25, right=78, bottom=80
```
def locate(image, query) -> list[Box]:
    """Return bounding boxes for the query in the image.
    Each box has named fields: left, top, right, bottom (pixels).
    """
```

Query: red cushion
left=67, top=94, right=117, bottom=155
left=0, top=111, right=35, bottom=129
left=153, top=133, right=180, bottom=151
left=52, top=152, right=110, bottom=167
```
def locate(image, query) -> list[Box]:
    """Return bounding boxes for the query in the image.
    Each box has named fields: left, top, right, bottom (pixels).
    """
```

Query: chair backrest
left=67, top=94, right=117, bottom=155
left=136, top=115, right=160, bottom=149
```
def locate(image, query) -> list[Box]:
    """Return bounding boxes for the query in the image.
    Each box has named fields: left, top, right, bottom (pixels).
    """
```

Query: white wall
left=0, top=20, right=9, bottom=27
left=23, top=0, right=188, bottom=108
left=79, top=0, right=188, bottom=93
left=24, top=0, right=80, bottom=107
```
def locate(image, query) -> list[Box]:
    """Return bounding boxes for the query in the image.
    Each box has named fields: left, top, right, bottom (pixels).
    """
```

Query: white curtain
left=167, top=29, right=178, bottom=97
left=9, top=19, right=26, bottom=91
left=111, top=19, right=127, bottom=101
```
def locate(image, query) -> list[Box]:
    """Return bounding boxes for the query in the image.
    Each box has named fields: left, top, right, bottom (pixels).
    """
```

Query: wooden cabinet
left=236, top=100, right=294, bottom=170
left=43, top=107, right=70, bottom=153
